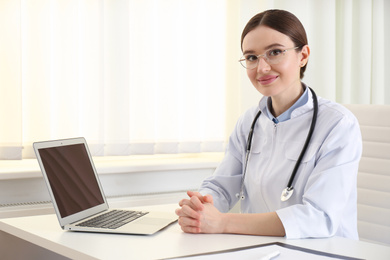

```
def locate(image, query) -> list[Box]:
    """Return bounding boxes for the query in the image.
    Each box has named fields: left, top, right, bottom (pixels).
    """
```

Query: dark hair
left=241, top=10, right=308, bottom=79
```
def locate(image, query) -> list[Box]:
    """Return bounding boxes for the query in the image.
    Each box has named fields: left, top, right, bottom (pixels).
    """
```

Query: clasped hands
left=175, top=191, right=226, bottom=234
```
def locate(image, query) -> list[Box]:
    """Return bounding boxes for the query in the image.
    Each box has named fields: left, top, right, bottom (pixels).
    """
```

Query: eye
left=268, top=49, right=283, bottom=57
left=245, top=55, right=258, bottom=62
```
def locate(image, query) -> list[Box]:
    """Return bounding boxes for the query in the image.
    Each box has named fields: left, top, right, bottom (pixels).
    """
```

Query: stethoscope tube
left=283, top=87, right=318, bottom=199
left=238, top=109, right=262, bottom=200
left=236, top=87, right=318, bottom=202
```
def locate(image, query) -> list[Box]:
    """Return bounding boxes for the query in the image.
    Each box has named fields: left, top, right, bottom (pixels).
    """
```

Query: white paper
left=173, top=244, right=343, bottom=260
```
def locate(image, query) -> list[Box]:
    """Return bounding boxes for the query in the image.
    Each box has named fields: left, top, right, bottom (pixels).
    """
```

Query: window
left=1, top=0, right=389, bottom=160
left=0, top=0, right=227, bottom=159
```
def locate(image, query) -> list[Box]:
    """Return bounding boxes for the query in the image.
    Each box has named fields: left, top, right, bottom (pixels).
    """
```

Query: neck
left=270, top=83, right=304, bottom=118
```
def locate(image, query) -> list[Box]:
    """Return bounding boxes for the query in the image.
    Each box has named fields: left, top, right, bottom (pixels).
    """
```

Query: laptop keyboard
left=76, top=210, right=149, bottom=230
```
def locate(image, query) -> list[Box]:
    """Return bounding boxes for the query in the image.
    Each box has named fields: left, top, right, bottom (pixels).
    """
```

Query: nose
left=256, top=57, right=271, bottom=72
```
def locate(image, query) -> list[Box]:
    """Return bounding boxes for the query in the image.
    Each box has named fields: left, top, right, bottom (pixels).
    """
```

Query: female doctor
left=175, top=9, right=362, bottom=239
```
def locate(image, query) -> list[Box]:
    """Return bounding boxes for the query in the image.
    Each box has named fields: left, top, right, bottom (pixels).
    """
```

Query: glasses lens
left=239, top=58, right=248, bottom=68
left=267, top=55, right=283, bottom=64
left=240, top=55, right=258, bottom=69
left=266, top=48, right=289, bottom=64
left=267, top=56, right=280, bottom=64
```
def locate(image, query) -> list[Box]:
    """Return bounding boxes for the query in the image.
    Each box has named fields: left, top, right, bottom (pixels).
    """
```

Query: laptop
left=33, top=137, right=177, bottom=235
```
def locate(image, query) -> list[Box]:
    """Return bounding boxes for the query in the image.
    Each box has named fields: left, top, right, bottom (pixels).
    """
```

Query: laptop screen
left=38, top=143, right=105, bottom=218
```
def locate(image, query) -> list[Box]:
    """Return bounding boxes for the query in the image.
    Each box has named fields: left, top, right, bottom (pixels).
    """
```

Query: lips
left=258, top=75, right=278, bottom=85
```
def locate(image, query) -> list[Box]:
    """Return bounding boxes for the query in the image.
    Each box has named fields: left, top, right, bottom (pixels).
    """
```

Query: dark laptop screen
left=39, top=143, right=105, bottom=218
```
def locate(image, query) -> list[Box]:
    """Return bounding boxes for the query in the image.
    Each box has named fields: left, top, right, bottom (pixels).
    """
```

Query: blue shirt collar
left=265, top=84, right=309, bottom=124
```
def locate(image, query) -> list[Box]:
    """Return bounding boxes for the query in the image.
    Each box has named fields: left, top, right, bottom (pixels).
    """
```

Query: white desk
left=1, top=204, right=389, bottom=260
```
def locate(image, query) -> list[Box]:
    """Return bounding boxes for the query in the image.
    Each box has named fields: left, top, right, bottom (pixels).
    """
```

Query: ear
left=299, top=45, right=310, bottom=67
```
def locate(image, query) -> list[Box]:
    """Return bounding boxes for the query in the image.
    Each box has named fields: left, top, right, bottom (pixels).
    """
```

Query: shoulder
left=315, top=97, right=361, bottom=144
left=317, top=97, right=358, bottom=125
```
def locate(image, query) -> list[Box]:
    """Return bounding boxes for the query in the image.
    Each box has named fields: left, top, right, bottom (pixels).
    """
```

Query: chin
left=255, top=84, right=279, bottom=97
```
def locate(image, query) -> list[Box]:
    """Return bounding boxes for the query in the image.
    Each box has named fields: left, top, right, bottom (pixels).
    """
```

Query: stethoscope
left=236, top=87, right=318, bottom=202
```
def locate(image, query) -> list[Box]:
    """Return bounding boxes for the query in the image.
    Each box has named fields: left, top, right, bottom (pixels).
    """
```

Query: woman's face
left=242, top=25, right=309, bottom=99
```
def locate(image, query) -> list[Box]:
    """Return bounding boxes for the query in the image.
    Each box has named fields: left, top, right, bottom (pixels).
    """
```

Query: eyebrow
left=243, top=43, right=285, bottom=55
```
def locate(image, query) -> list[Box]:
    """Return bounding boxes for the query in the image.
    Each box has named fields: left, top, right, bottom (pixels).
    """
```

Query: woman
left=175, top=9, right=362, bottom=239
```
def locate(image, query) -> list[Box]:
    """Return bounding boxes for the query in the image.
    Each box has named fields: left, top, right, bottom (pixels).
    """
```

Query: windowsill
left=0, top=152, right=224, bottom=217
left=0, top=152, right=224, bottom=180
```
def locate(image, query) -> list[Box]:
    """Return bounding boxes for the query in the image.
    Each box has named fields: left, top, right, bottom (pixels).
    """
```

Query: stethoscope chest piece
left=281, top=187, right=294, bottom=202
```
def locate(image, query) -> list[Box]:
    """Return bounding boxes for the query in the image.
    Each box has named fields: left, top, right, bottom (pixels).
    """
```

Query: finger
left=180, top=224, right=201, bottom=234
left=187, top=191, right=205, bottom=202
left=178, top=198, right=191, bottom=207
left=187, top=191, right=212, bottom=205
left=187, top=190, right=201, bottom=197
left=178, top=217, right=201, bottom=234
left=203, top=194, right=214, bottom=204
left=179, top=198, right=202, bottom=210
left=180, top=204, right=202, bottom=219
left=189, top=195, right=204, bottom=211
left=175, top=207, right=197, bottom=218
left=178, top=216, right=200, bottom=228
left=179, top=196, right=204, bottom=211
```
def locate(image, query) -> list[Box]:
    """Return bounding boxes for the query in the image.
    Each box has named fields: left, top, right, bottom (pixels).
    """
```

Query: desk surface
left=1, top=204, right=389, bottom=260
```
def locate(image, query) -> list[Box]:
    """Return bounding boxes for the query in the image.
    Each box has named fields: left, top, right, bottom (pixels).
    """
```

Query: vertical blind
left=1, top=0, right=389, bottom=160
left=0, top=0, right=227, bottom=159
left=249, top=0, right=390, bottom=105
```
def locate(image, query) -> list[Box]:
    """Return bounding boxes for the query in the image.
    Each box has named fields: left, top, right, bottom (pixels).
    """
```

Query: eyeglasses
left=239, top=46, right=299, bottom=69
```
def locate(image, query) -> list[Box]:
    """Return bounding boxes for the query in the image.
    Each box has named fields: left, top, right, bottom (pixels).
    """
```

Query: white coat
left=199, top=88, right=362, bottom=239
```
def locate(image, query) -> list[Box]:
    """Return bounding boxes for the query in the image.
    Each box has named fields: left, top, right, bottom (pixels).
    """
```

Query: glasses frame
left=239, top=46, right=300, bottom=69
